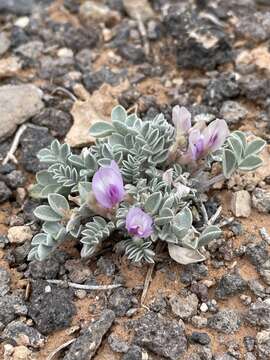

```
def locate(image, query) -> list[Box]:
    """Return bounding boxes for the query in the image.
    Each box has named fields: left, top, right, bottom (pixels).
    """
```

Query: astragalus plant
left=28, top=105, right=265, bottom=265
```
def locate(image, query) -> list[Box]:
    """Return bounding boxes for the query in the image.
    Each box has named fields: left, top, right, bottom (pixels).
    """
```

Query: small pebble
left=200, top=303, right=208, bottom=313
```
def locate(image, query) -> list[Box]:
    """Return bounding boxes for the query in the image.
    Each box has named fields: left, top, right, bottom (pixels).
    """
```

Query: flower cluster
left=28, top=104, right=265, bottom=265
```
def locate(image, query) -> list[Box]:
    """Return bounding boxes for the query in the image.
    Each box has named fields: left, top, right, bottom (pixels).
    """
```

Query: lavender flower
left=126, top=208, right=153, bottom=238
left=182, top=119, right=229, bottom=162
left=172, top=105, right=191, bottom=135
left=92, top=160, right=125, bottom=209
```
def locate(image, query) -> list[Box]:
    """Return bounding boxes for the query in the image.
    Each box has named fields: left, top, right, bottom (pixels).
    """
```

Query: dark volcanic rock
left=31, top=108, right=73, bottom=138
left=4, top=170, right=26, bottom=189
left=246, top=242, right=269, bottom=267
left=118, top=44, right=146, bottom=64
left=164, top=7, right=232, bottom=70
left=3, top=320, right=45, bottom=348
left=0, top=293, right=27, bottom=327
left=207, top=309, right=241, bottom=334
left=0, top=0, right=34, bottom=15
left=63, top=310, right=115, bottom=360
left=28, top=256, right=62, bottom=280
left=28, top=280, right=76, bottom=335
left=64, top=26, right=99, bottom=52
left=20, top=126, right=54, bottom=173
left=133, top=311, right=187, bottom=359
left=247, top=299, right=270, bottom=328
left=204, top=73, right=239, bottom=106
left=180, top=262, right=208, bottom=285
left=190, top=332, right=211, bottom=345
left=108, top=287, right=133, bottom=316
left=215, top=272, right=247, bottom=299
left=0, top=267, right=10, bottom=296
left=122, top=345, right=142, bottom=360
left=236, top=12, right=270, bottom=43
left=239, top=74, right=270, bottom=101
left=108, top=333, right=129, bottom=353
left=0, top=181, right=12, bottom=203
left=83, top=67, right=126, bottom=93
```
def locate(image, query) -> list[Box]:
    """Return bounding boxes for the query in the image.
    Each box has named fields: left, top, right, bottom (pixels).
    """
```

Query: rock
left=3, top=321, right=45, bottom=349
left=28, top=255, right=62, bottom=280
left=220, top=101, right=248, bottom=126
left=108, top=333, right=129, bottom=353
left=236, top=12, right=270, bottom=43
left=0, top=32, right=11, bottom=56
left=0, top=267, right=10, bottom=296
left=180, top=262, right=208, bottom=285
left=239, top=74, right=270, bottom=101
left=28, top=281, right=76, bottom=335
left=246, top=241, right=268, bottom=267
left=190, top=332, right=211, bottom=345
left=247, top=299, right=270, bottom=328
left=216, top=354, right=237, bottom=360
left=122, top=345, right=142, bottom=360
left=244, top=336, right=256, bottom=352
left=149, top=294, right=167, bottom=313
left=0, top=181, right=12, bottom=203
left=230, top=190, right=251, bottom=218
left=133, top=311, right=187, bottom=359
left=169, top=293, right=198, bottom=320
left=164, top=7, right=232, bottom=70
left=64, top=26, right=99, bottom=53
left=207, top=309, right=241, bottom=334
left=12, top=345, right=32, bottom=360
left=7, top=226, right=33, bottom=244
left=0, top=293, right=27, bottom=326
left=65, top=83, right=128, bottom=147
left=96, top=256, right=116, bottom=276
left=123, top=0, right=155, bottom=22
left=215, top=272, right=247, bottom=299
left=15, top=41, right=44, bottom=59
left=252, top=188, right=270, bottom=213
left=20, top=126, right=54, bottom=173
left=63, top=310, right=115, bottom=360
left=0, top=84, right=44, bottom=141
left=191, top=315, right=208, bottom=328
left=65, top=259, right=92, bottom=283
left=108, top=287, right=133, bottom=316
left=0, top=0, right=34, bottom=15
left=118, top=44, right=146, bottom=64
left=5, top=171, right=26, bottom=189
left=258, top=259, right=270, bottom=285
left=79, top=1, right=120, bottom=24
left=236, top=45, right=270, bottom=73
left=0, top=57, right=22, bottom=79
left=82, top=67, right=126, bottom=93
left=256, top=330, right=270, bottom=359
left=204, top=73, right=239, bottom=106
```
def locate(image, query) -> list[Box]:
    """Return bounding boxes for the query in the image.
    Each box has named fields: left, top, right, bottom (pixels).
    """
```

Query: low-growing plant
left=28, top=105, right=265, bottom=264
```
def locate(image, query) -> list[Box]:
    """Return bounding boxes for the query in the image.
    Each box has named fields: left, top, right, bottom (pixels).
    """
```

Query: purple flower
left=182, top=119, right=229, bottom=162
left=172, top=105, right=191, bottom=134
left=92, top=160, right=125, bottom=209
left=126, top=208, right=153, bottom=238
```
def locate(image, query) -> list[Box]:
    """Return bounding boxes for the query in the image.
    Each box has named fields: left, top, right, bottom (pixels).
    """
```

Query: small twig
left=52, top=87, right=77, bottom=102
left=2, top=124, right=28, bottom=165
left=141, top=263, right=155, bottom=305
left=216, top=217, right=234, bottom=228
left=47, top=338, right=76, bottom=360
left=208, top=205, right=222, bottom=225
left=46, top=279, right=122, bottom=291
left=259, top=227, right=270, bottom=245
left=136, top=13, right=150, bottom=56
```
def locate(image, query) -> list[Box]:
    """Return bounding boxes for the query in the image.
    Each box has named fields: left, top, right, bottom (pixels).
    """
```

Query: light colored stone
left=230, top=190, right=251, bottom=217
left=15, top=40, right=44, bottom=59
left=0, top=84, right=44, bottom=141
left=123, top=0, right=155, bottom=22
left=79, top=1, right=120, bottom=23
left=12, top=345, right=32, bottom=360
left=7, top=225, right=33, bottom=244
left=200, top=303, right=208, bottom=313
left=0, top=57, right=21, bottom=79
left=57, top=48, right=74, bottom=58
left=0, top=32, right=10, bottom=56
left=14, top=16, right=30, bottom=28
left=169, top=294, right=198, bottom=320
left=252, top=188, right=270, bottom=213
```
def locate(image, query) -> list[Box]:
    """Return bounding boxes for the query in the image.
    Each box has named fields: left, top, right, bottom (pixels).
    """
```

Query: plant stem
left=202, top=173, right=225, bottom=190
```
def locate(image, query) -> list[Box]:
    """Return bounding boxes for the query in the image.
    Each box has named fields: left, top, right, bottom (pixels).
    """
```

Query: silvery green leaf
left=162, top=196, right=174, bottom=209
left=111, top=105, right=127, bottom=122
left=199, top=225, right=222, bottom=247
left=126, top=114, right=137, bottom=127
left=227, top=136, right=243, bottom=161
left=40, top=184, right=62, bottom=198
left=101, top=144, right=113, bottom=159
left=98, top=158, right=112, bottom=166
left=78, top=181, right=91, bottom=203
left=54, top=227, right=67, bottom=242
left=238, top=155, right=263, bottom=171
left=36, top=170, right=54, bottom=186
left=141, top=122, right=150, bottom=137
left=89, top=121, right=115, bottom=138
left=109, top=134, right=125, bottom=147
left=38, top=243, right=52, bottom=261
left=144, top=192, right=162, bottom=215
left=168, top=244, right=206, bottom=265
left=31, top=233, right=47, bottom=245
left=81, top=244, right=97, bottom=258
left=245, top=139, right=266, bottom=156
left=147, top=129, right=159, bottom=145
left=48, top=193, right=70, bottom=216
left=69, top=155, right=85, bottom=168
left=174, top=207, right=192, bottom=229
left=29, top=184, right=44, bottom=199
left=172, top=225, right=189, bottom=239
left=152, top=137, right=165, bottom=153
left=34, top=205, right=62, bottom=222
left=114, top=152, right=123, bottom=163
left=182, top=231, right=199, bottom=250
left=231, top=130, right=246, bottom=149
left=151, top=149, right=168, bottom=164
left=27, top=247, right=38, bottom=261
left=155, top=208, right=174, bottom=226
left=124, top=134, right=135, bottom=148
left=43, top=221, right=62, bottom=235
left=222, top=148, right=237, bottom=179
left=112, top=120, right=129, bottom=136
